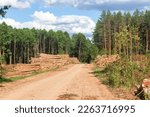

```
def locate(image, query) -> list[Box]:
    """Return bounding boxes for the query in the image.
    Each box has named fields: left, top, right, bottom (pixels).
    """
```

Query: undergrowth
left=95, top=58, right=150, bottom=90
left=0, top=77, right=12, bottom=83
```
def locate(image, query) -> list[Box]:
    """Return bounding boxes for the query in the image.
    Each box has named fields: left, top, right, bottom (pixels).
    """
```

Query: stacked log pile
left=95, top=55, right=120, bottom=68
left=31, top=54, right=79, bottom=70
left=3, top=54, right=79, bottom=78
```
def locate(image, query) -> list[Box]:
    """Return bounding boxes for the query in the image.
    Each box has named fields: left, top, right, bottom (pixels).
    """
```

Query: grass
left=0, top=77, right=12, bottom=83
left=9, top=76, right=29, bottom=82
left=93, top=67, right=109, bottom=85
left=93, top=57, right=150, bottom=99
left=0, top=66, right=59, bottom=83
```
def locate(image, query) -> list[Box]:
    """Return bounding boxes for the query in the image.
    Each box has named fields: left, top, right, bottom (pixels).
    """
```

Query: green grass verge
left=93, top=67, right=109, bottom=85
left=0, top=66, right=59, bottom=83
left=0, top=77, right=12, bottom=83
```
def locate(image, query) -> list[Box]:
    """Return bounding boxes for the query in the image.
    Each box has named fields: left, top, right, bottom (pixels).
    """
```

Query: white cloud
left=32, top=11, right=57, bottom=23
left=0, top=0, right=33, bottom=9
left=143, top=6, right=150, bottom=10
left=1, top=0, right=149, bottom=10
left=44, top=0, right=150, bottom=10
left=0, top=18, right=21, bottom=28
left=0, top=11, right=95, bottom=37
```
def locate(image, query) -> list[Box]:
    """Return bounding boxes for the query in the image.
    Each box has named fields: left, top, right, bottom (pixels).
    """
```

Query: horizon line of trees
left=0, top=5, right=98, bottom=69
left=93, top=9, right=150, bottom=59
left=0, top=22, right=98, bottom=67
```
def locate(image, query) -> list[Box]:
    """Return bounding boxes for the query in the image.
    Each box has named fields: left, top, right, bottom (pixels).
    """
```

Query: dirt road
left=0, top=64, right=117, bottom=100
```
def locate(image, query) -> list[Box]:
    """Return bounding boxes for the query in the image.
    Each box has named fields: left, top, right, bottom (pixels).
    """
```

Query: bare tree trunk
left=27, top=43, right=30, bottom=64
left=0, top=49, right=1, bottom=62
left=2, top=50, right=5, bottom=64
left=103, top=24, right=107, bottom=54
left=48, top=38, right=51, bottom=54
left=123, top=46, right=126, bottom=57
left=33, top=43, right=36, bottom=57
left=108, top=20, right=111, bottom=55
left=13, top=39, right=16, bottom=64
left=114, top=25, right=117, bottom=54
left=43, top=36, right=45, bottom=53
left=146, top=29, right=149, bottom=54
left=39, top=36, right=42, bottom=53
left=78, top=41, right=81, bottom=60
left=65, top=43, right=67, bottom=54
left=130, top=29, right=132, bottom=61
left=0, top=49, right=2, bottom=77
left=9, top=55, right=12, bottom=65
left=37, top=40, right=39, bottom=57
left=126, top=46, right=129, bottom=59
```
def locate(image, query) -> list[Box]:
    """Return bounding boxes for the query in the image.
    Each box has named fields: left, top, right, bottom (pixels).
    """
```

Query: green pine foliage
left=0, top=6, right=10, bottom=17
left=93, top=10, right=150, bottom=56
left=0, top=23, right=99, bottom=77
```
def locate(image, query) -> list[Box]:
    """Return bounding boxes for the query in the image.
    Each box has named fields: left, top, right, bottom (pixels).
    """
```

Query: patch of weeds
left=1, top=66, right=61, bottom=83
left=93, top=67, right=109, bottom=85
left=10, top=76, right=28, bottom=81
left=0, top=77, right=12, bottom=83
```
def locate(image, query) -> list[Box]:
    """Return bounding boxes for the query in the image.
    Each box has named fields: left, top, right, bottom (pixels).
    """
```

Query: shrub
left=103, top=59, right=148, bottom=89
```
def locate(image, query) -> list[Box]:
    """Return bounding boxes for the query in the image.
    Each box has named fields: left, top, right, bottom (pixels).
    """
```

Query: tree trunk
left=39, top=36, right=42, bottom=53
left=129, top=29, right=133, bottom=61
left=146, top=29, right=149, bottom=54
left=114, top=25, right=117, bottom=54
left=126, top=46, right=129, bottom=59
left=0, top=49, right=1, bottom=65
left=37, top=40, right=39, bottom=57
left=2, top=49, right=5, bottom=64
left=43, top=36, right=45, bottom=53
left=27, top=43, right=30, bottom=64
left=108, top=20, right=111, bottom=55
left=0, top=49, right=1, bottom=62
left=103, top=24, right=107, bottom=54
left=9, top=55, right=12, bottom=65
left=48, top=38, right=51, bottom=54
left=135, top=40, right=139, bottom=55
left=78, top=41, right=81, bottom=60
left=13, top=39, right=16, bottom=64
left=0, top=49, right=2, bottom=77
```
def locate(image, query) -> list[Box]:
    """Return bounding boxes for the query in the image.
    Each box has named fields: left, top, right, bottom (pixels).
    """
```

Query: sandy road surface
left=0, top=64, right=117, bottom=100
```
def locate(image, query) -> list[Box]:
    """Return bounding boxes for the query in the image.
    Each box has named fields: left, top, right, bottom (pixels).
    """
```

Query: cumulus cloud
left=0, top=0, right=34, bottom=9
left=32, top=11, right=57, bottom=23
left=1, top=0, right=150, bottom=10
left=0, top=11, right=95, bottom=38
left=44, top=0, right=150, bottom=10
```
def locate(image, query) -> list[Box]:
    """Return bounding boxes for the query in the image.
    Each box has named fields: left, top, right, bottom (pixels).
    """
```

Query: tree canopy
left=0, top=23, right=98, bottom=68
left=0, top=6, right=10, bottom=17
left=93, top=10, right=150, bottom=59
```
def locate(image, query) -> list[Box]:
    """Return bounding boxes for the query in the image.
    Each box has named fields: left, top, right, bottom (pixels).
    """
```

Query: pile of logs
left=95, top=55, right=120, bottom=68
left=3, top=54, right=79, bottom=78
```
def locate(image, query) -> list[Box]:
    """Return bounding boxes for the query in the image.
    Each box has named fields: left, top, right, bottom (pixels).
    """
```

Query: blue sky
left=0, top=0, right=150, bottom=38
left=6, top=3, right=99, bottom=22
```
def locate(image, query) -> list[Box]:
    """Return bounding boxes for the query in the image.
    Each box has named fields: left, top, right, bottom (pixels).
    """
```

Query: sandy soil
left=0, top=64, right=117, bottom=100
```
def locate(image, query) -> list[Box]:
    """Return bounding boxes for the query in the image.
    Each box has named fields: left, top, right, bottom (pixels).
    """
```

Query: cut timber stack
left=31, top=54, right=79, bottom=70
left=3, top=54, right=79, bottom=78
left=95, top=55, right=120, bottom=68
